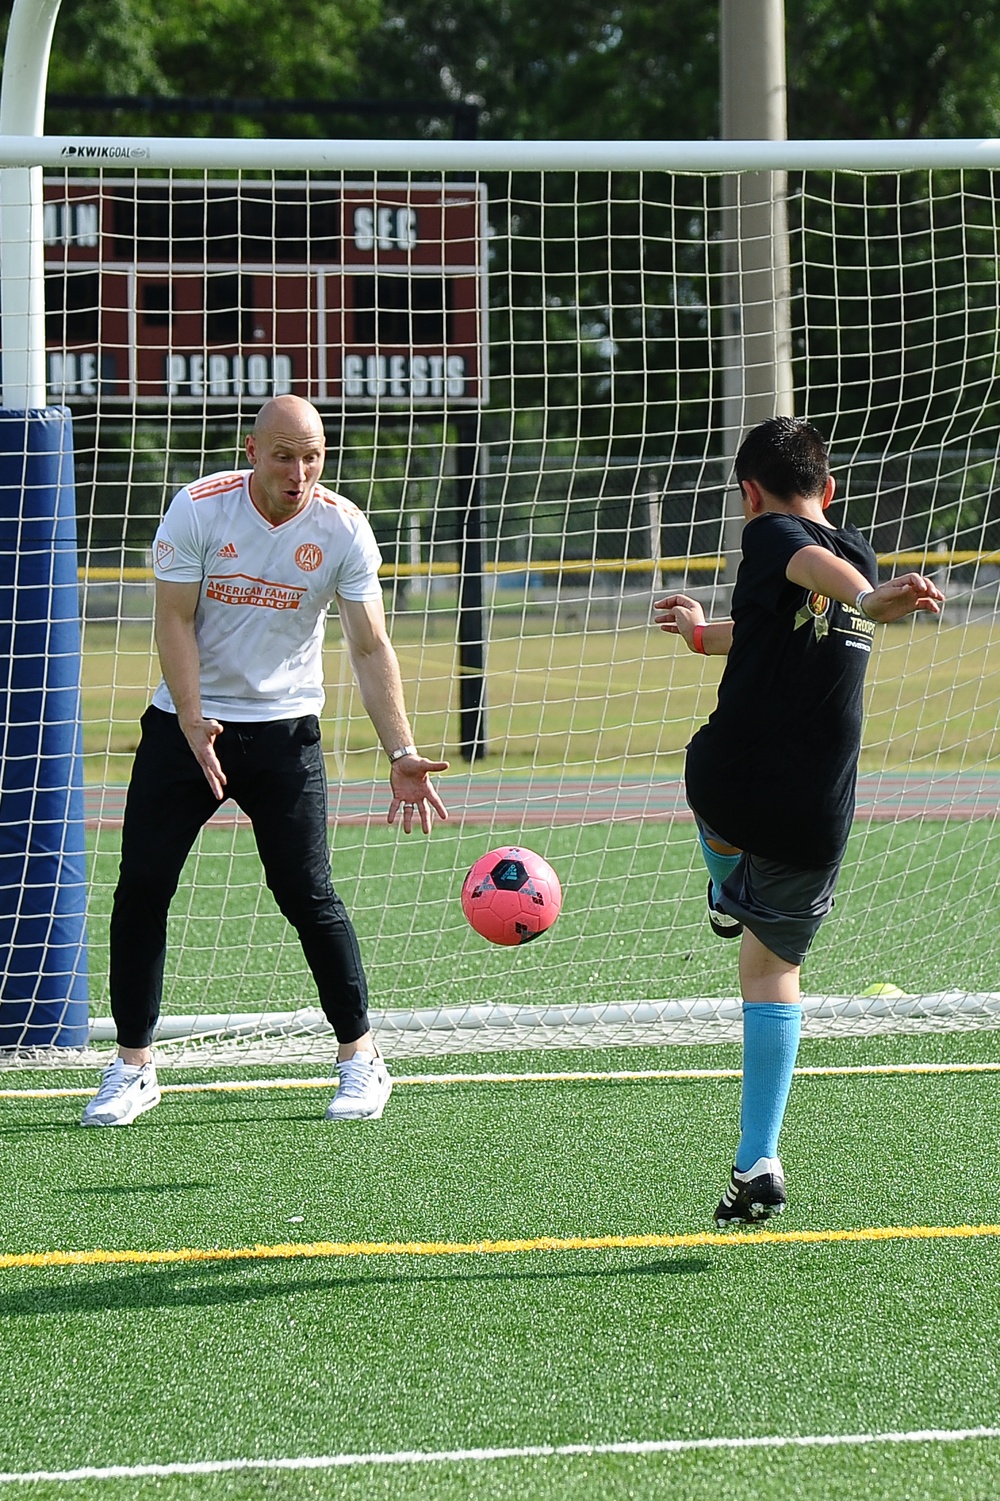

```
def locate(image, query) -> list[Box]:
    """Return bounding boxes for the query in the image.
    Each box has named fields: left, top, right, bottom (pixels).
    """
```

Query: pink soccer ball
left=460, top=846, right=563, bottom=946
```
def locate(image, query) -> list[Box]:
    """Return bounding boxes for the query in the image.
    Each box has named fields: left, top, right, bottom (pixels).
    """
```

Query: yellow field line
left=75, top=550, right=1000, bottom=587
left=2, top=1059, right=999, bottom=1102
left=3, top=1222, right=1000, bottom=1272
left=79, top=558, right=727, bottom=585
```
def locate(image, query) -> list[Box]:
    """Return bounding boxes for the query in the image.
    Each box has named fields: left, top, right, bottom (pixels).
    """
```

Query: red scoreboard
left=40, top=178, right=488, bottom=408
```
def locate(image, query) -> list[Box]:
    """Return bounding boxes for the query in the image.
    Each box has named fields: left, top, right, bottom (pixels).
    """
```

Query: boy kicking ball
left=654, top=417, right=943, bottom=1227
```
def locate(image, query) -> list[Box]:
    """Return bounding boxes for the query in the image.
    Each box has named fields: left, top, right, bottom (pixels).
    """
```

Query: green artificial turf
left=2, top=1032, right=1000, bottom=1499
left=82, top=817, right=1000, bottom=1020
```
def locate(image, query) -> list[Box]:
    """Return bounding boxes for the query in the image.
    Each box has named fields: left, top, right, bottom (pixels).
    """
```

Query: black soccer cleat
left=707, top=879, right=743, bottom=939
left=714, top=1160, right=787, bottom=1228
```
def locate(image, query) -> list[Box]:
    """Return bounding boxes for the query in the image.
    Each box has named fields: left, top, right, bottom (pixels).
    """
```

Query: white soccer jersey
left=150, top=470, right=383, bottom=721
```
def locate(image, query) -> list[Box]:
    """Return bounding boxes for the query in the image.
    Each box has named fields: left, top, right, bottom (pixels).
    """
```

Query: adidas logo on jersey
left=216, top=542, right=239, bottom=559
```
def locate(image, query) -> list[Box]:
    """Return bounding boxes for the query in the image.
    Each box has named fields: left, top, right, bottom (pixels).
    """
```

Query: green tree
left=357, top=1, right=1000, bottom=144
left=788, top=2, right=1000, bottom=138
left=44, top=0, right=167, bottom=98
left=1, top=0, right=381, bottom=135
left=357, top=1, right=719, bottom=140
left=7, top=2, right=1000, bottom=143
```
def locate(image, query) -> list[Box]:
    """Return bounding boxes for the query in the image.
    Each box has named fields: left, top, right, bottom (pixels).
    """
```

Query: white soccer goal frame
left=5, top=125, right=1000, bottom=1063
left=6, top=136, right=1000, bottom=172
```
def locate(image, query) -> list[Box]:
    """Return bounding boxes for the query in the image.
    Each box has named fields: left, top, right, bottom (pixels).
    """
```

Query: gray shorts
left=697, top=816, right=842, bottom=966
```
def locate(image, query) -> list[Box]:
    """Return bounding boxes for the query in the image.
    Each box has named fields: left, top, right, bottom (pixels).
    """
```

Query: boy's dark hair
left=734, top=417, right=830, bottom=501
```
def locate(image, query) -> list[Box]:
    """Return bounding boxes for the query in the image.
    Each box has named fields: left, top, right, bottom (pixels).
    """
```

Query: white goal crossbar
left=5, top=136, right=1000, bottom=172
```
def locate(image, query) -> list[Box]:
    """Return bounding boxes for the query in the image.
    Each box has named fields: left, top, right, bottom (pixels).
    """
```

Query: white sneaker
left=81, top=1058, right=161, bottom=1127
left=324, top=1051, right=392, bottom=1121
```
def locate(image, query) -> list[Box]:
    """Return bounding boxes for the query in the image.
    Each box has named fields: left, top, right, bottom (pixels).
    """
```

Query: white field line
left=0, top=1425, right=998, bottom=1485
left=2, top=1060, right=1000, bottom=1101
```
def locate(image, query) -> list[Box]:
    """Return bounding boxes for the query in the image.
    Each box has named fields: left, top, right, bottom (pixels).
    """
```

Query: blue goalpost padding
left=0, top=407, right=88, bottom=1048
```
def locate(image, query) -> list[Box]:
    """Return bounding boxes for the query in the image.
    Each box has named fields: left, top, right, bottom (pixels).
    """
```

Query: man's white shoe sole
left=324, top=1079, right=392, bottom=1122
left=81, top=1089, right=162, bottom=1127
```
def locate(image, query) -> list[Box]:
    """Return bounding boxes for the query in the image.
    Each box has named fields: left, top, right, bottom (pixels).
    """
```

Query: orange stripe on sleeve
left=187, top=473, right=246, bottom=502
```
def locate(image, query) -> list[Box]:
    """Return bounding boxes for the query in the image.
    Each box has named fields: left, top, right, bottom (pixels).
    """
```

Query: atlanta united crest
left=794, top=591, right=831, bottom=640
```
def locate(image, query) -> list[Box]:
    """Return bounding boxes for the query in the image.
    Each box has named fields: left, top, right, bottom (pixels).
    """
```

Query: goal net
left=5, top=137, right=1000, bottom=1064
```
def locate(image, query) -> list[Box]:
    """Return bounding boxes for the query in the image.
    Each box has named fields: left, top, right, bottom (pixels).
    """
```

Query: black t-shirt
left=685, top=512, right=878, bottom=866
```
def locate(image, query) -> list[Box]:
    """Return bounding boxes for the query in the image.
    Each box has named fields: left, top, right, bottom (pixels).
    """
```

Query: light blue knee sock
left=696, top=827, right=742, bottom=902
left=735, top=1001, right=802, bottom=1172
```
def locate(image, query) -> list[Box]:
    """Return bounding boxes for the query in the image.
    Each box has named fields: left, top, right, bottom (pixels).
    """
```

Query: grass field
left=43, top=809, right=1000, bottom=1500
left=79, top=612, right=1000, bottom=782
left=81, top=816, right=1000, bottom=1018
left=2, top=1030, right=1000, bottom=1499
left=13, top=606, right=996, bottom=1495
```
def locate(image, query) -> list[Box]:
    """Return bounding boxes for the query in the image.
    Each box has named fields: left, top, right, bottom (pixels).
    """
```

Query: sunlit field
left=79, top=608, right=1000, bottom=784
left=3, top=1031, right=1000, bottom=1500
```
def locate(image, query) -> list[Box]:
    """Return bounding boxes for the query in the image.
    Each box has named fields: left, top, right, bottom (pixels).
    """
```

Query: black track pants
left=109, top=706, right=369, bottom=1049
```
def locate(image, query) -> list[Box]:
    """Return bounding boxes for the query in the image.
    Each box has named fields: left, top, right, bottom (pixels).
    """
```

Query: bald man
left=83, top=397, right=447, bottom=1128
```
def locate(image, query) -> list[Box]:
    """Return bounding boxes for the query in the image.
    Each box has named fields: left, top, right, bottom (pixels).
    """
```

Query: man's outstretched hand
left=387, top=755, right=450, bottom=834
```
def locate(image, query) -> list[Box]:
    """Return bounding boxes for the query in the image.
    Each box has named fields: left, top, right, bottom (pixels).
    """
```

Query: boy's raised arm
left=785, top=545, right=944, bottom=622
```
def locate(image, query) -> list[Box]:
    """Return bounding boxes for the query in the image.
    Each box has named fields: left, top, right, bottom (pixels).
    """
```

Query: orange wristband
left=692, top=623, right=707, bottom=655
